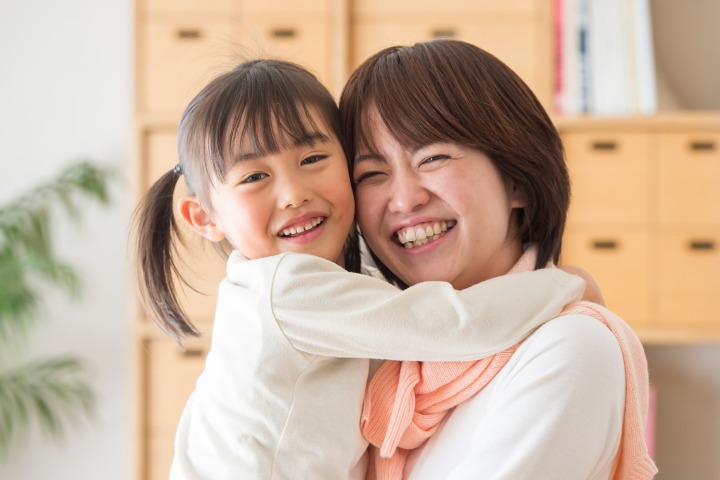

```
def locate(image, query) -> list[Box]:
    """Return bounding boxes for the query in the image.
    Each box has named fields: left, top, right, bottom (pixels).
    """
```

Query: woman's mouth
left=279, top=216, right=325, bottom=237
left=395, top=220, right=456, bottom=249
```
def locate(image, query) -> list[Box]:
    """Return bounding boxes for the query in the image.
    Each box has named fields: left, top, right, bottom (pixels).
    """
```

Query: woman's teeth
left=280, top=217, right=324, bottom=237
left=396, top=220, right=456, bottom=249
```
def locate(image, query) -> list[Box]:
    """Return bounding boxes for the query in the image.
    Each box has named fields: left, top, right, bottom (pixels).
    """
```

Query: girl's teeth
left=281, top=217, right=323, bottom=237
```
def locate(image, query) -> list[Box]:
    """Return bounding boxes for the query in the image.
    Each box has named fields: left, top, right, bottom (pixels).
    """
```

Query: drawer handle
left=689, top=141, right=715, bottom=152
left=591, top=141, right=617, bottom=151
left=271, top=28, right=297, bottom=39
left=180, top=348, right=205, bottom=357
left=177, top=29, right=201, bottom=39
left=431, top=29, right=457, bottom=39
left=592, top=240, right=618, bottom=250
left=689, top=240, right=715, bottom=251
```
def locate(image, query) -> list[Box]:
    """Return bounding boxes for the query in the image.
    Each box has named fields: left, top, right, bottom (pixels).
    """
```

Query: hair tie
left=172, top=164, right=182, bottom=176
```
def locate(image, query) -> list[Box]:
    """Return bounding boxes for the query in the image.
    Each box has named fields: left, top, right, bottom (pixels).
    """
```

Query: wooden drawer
left=351, top=19, right=540, bottom=93
left=656, top=132, right=720, bottom=225
left=354, top=0, right=539, bottom=17
left=139, top=127, right=176, bottom=191
left=138, top=128, right=226, bottom=325
left=138, top=0, right=234, bottom=16
left=561, top=228, right=651, bottom=326
left=239, top=16, right=332, bottom=90
left=657, top=229, right=720, bottom=326
left=137, top=20, right=237, bottom=113
left=146, top=432, right=176, bottom=480
left=145, top=338, right=208, bottom=430
left=141, top=338, right=209, bottom=480
left=242, top=0, right=329, bottom=16
left=563, top=132, right=651, bottom=225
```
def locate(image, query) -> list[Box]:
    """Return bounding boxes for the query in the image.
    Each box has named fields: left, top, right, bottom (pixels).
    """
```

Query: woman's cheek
left=355, top=189, right=380, bottom=234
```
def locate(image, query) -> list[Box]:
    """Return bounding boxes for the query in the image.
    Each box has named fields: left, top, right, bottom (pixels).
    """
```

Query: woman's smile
left=395, top=219, right=456, bottom=249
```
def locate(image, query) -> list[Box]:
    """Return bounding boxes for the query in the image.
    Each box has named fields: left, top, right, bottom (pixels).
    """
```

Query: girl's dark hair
left=339, top=39, right=569, bottom=287
left=133, top=59, right=360, bottom=342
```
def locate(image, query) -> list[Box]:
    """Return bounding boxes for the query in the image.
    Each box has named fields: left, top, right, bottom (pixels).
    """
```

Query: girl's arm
left=232, top=252, right=585, bottom=361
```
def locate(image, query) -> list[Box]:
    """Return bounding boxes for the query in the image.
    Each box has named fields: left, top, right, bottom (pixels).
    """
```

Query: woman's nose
left=388, top=172, right=430, bottom=213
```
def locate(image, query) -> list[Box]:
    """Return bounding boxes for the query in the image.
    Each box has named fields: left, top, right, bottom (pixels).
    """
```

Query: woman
left=340, top=40, right=656, bottom=479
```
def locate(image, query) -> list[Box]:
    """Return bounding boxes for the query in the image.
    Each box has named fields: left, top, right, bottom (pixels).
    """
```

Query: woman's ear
left=508, top=182, right=526, bottom=208
left=177, top=195, right=226, bottom=242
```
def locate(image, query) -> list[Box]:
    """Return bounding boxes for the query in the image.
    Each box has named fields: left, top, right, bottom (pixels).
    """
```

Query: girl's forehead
left=227, top=106, right=337, bottom=156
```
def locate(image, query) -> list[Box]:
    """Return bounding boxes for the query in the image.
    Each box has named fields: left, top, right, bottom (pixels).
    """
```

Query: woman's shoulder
left=521, top=312, right=625, bottom=381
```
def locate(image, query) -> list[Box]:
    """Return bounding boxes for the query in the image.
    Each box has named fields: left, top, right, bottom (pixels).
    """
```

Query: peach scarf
left=361, top=252, right=657, bottom=479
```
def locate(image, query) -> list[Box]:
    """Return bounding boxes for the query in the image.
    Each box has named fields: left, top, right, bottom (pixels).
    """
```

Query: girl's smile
left=277, top=213, right=327, bottom=242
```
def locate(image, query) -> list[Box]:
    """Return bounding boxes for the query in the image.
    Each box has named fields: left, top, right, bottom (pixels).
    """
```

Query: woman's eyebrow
left=354, top=153, right=384, bottom=164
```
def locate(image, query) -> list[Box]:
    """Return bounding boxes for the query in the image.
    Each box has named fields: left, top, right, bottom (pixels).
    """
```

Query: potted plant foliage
left=0, top=161, right=112, bottom=457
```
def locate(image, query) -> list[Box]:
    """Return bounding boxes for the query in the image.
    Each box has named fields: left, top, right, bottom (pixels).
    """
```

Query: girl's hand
left=559, top=266, right=606, bottom=306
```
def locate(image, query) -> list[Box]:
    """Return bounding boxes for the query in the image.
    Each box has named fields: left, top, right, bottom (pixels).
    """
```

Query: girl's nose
left=388, top=172, right=430, bottom=213
left=279, top=178, right=313, bottom=209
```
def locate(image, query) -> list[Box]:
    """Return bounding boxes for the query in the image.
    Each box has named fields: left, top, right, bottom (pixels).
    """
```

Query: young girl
left=133, top=59, right=587, bottom=479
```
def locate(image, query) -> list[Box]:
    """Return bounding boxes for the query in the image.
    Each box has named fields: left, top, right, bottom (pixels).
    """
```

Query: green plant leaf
left=0, top=356, right=96, bottom=457
left=0, top=160, right=112, bottom=458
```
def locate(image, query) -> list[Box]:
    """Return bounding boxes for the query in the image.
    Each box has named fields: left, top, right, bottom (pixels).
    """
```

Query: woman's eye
left=423, top=154, right=451, bottom=164
left=353, top=171, right=381, bottom=185
left=301, top=154, right=327, bottom=166
left=241, top=172, right=267, bottom=184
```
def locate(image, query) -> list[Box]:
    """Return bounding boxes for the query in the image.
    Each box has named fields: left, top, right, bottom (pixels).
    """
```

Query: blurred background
left=1, top=0, right=719, bottom=479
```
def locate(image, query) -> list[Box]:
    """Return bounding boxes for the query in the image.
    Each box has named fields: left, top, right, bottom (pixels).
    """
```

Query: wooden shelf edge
left=553, top=111, right=720, bottom=131
left=636, top=325, right=720, bottom=345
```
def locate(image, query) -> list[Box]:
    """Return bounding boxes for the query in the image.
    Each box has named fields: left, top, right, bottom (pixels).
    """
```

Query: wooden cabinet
left=135, top=336, right=210, bottom=480
left=557, top=115, right=720, bottom=343
left=132, top=4, right=556, bottom=478
left=134, top=122, right=225, bottom=327
left=350, top=0, right=553, bottom=107
left=135, top=0, right=341, bottom=115
left=131, top=2, right=720, bottom=478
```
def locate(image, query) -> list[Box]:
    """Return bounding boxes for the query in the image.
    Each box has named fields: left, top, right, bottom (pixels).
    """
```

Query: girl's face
left=353, top=115, right=525, bottom=288
left=186, top=113, right=355, bottom=266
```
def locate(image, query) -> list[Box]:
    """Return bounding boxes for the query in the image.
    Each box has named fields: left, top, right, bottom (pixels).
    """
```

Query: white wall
left=652, top=0, right=720, bottom=110
left=0, top=0, right=132, bottom=479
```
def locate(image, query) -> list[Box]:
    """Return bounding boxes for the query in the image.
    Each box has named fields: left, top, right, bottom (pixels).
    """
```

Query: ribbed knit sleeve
left=260, top=252, right=585, bottom=361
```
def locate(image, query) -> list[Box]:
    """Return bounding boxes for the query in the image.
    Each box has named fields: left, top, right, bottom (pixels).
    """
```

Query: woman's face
left=353, top=115, right=525, bottom=289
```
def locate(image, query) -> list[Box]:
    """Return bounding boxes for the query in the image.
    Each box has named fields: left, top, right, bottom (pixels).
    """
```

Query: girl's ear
left=177, top=195, right=226, bottom=242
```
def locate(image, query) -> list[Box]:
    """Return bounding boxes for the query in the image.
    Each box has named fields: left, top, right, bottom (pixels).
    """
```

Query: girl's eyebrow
left=296, top=131, right=330, bottom=146
left=233, top=132, right=332, bottom=162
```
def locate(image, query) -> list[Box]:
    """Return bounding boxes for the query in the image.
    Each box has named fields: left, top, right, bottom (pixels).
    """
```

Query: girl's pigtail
left=133, top=170, right=199, bottom=343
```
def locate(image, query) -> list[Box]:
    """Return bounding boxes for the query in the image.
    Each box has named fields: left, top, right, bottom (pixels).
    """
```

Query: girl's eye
left=301, top=154, right=328, bottom=166
left=241, top=172, right=268, bottom=184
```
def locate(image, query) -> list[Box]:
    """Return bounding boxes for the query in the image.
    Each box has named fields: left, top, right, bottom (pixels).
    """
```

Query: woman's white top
left=169, top=252, right=584, bottom=479
left=405, top=314, right=625, bottom=480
